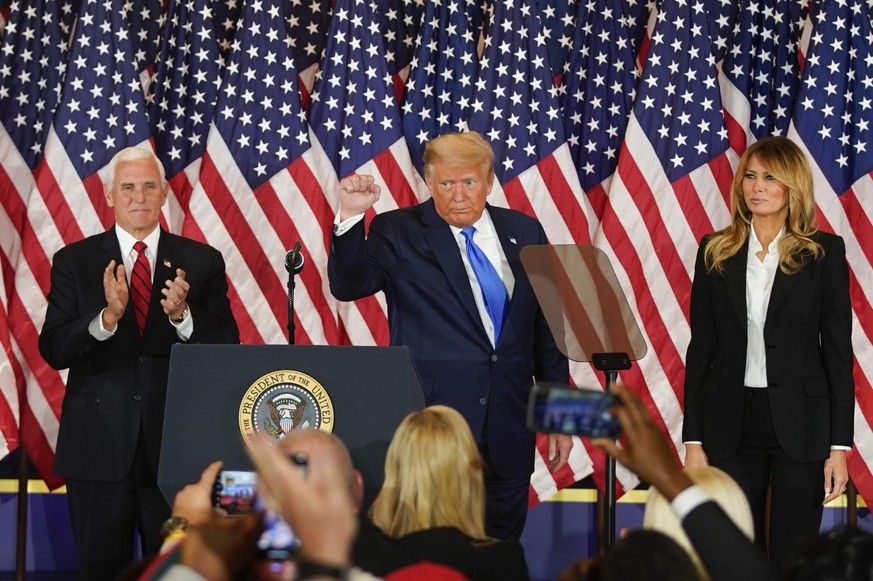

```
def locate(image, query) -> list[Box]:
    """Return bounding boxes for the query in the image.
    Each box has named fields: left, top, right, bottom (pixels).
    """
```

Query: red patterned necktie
left=131, top=241, right=152, bottom=335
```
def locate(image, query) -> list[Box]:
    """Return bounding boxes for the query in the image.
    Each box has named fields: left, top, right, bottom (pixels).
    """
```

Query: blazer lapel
left=100, top=227, right=125, bottom=265
left=765, top=266, right=801, bottom=330
left=489, top=206, right=523, bottom=300
left=100, top=229, right=139, bottom=332
left=489, top=209, right=525, bottom=347
left=144, top=229, right=179, bottom=335
left=724, top=240, right=748, bottom=329
left=420, top=200, right=487, bottom=337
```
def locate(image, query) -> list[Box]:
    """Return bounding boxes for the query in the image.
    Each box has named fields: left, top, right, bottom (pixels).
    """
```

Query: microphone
left=285, top=242, right=304, bottom=274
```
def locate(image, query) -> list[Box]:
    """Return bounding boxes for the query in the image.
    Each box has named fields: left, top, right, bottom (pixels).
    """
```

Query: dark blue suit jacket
left=329, top=200, right=568, bottom=478
left=39, top=228, right=239, bottom=481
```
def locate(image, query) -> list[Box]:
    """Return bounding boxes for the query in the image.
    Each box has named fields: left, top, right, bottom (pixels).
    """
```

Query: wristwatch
left=297, top=558, right=349, bottom=580
left=160, top=516, right=189, bottom=539
left=171, top=305, right=189, bottom=324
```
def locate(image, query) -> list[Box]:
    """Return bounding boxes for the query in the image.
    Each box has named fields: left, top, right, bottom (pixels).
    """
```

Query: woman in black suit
left=682, top=136, right=854, bottom=567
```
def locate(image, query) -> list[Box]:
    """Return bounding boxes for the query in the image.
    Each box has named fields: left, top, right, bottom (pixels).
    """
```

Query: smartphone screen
left=527, top=382, right=621, bottom=438
left=213, top=455, right=307, bottom=559
left=255, top=496, right=301, bottom=560
left=213, top=470, right=257, bottom=515
left=255, top=453, right=308, bottom=560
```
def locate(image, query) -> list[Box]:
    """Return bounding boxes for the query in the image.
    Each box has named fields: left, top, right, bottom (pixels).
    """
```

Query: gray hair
left=102, top=147, right=167, bottom=190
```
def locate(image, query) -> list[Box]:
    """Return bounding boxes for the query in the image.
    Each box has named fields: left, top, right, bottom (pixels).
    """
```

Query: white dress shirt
left=743, top=224, right=783, bottom=389
left=89, top=225, right=193, bottom=340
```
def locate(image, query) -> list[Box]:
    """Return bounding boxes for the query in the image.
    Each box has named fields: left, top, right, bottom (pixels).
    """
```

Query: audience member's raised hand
left=179, top=513, right=261, bottom=581
left=172, top=460, right=227, bottom=526
left=592, top=384, right=693, bottom=501
left=247, top=435, right=358, bottom=570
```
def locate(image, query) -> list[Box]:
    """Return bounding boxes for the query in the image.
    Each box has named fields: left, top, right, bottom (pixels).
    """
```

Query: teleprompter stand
left=520, top=245, right=646, bottom=554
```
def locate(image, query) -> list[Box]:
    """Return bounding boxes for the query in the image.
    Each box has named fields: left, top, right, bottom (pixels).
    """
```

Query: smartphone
left=255, top=496, right=301, bottom=560
left=527, top=382, right=621, bottom=439
left=256, top=453, right=307, bottom=560
left=211, top=454, right=307, bottom=560
left=213, top=470, right=257, bottom=515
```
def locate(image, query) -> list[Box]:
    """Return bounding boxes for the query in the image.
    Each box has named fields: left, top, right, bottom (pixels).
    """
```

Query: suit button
left=139, top=356, right=146, bottom=363
left=479, top=397, right=487, bottom=405
left=133, top=394, right=142, bottom=401
left=769, top=383, right=777, bottom=389
left=766, top=345, right=775, bottom=351
left=490, top=355, right=498, bottom=362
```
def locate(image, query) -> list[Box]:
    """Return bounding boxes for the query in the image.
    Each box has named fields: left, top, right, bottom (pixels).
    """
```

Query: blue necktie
left=461, top=227, right=508, bottom=342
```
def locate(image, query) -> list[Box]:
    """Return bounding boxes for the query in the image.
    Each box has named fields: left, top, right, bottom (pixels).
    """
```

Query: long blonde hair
left=370, top=405, right=487, bottom=539
left=704, top=136, right=823, bottom=274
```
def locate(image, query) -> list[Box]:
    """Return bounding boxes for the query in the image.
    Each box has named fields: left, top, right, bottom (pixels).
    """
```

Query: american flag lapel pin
left=163, top=259, right=172, bottom=268
left=509, top=236, right=517, bottom=245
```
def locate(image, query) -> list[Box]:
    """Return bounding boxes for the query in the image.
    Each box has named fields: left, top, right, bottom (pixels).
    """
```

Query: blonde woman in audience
left=643, top=466, right=756, bottom=579
left=354, top=405, right=529, bottom=581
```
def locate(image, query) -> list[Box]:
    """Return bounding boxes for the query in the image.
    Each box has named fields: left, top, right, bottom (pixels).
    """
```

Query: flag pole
left=846, top=479, right=857, bottom=527
left=16, top=447, right=29, bottom=581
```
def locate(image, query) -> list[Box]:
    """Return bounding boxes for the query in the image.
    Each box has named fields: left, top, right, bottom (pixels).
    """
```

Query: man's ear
left=352, top=470, right=365, bottom=511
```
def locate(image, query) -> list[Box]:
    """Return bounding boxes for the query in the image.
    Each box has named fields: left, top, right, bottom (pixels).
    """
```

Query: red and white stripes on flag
left=591, top=0, right=736, bottom=493
left=788, top=0, right=873, bottom=508
left=0, top=250, right=20, bottom=459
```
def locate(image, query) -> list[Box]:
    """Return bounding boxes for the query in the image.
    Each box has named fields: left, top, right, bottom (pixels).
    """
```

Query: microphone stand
left=285, top=242, right=304, bottom=345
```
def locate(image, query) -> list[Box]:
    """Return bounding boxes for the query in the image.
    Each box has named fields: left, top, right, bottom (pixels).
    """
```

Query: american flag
left=467, top=0, right=597, bottom=246
left=400, top=0, right=480, bottom=173
left=592, top=0, right=734, bottom=492
left=309, top=0, right=427, bottom=345
left=559, top=0, right=638, bottom=219
left=148, top=0, right=225, bottom=234
left=536, top=0, right=577, bottom=79
left=546, top=0, right=639, bottom=498
left=375, top=0, right=422, bottom=78
left=2, top=0, right=873, bottom=515
left=787, top=0, right=873, bottom=506
left=0, top=0, right=72, bottom=487
left=464, top=0, right=603, bottom=502
left=285, top=0, right=331, bottom=94
left=720, top=0, right=807, bottom=150
left=191, top=0, right=340, bottom=346
left=125, top=0, right=164, bottom=77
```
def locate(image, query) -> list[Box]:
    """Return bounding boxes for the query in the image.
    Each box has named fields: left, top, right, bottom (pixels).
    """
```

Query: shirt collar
left=115, top=224, right=161, bottom=258
left=449, top=207, right=496, bottom=239
left=748, top=222, right=784, bottom=257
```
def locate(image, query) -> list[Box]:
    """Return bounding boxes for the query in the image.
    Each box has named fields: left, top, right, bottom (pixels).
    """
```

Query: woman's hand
left=822, top=449, right=849, bottom=505
left=683, top=443, right=709, bottom=468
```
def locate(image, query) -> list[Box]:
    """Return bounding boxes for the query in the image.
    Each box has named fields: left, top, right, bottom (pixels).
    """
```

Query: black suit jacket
left=682, top=501, right=772, bottom=581
left=682, top=231, right=854, bottom=462
left=329, top=200, right=568, bottom=478
left=39, top=228, right=239, bottom=481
